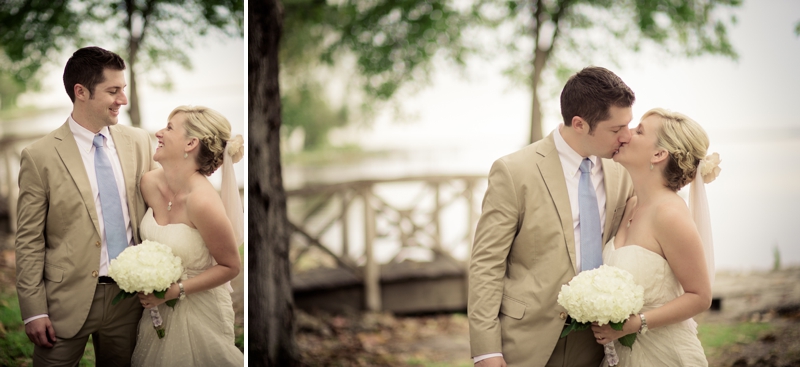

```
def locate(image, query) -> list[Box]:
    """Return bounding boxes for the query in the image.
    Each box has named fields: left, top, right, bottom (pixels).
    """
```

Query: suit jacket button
left=95, top=241, right=101, bottom=248
left=559, top=312, right=567, bottom=320
left=92, top=270, right=98, bottom=277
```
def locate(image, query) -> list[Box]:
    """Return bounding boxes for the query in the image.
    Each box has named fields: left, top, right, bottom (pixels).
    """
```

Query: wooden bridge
left=0, top=133, right=43, bottom=246
left=287, top=175, right=487, bottom=315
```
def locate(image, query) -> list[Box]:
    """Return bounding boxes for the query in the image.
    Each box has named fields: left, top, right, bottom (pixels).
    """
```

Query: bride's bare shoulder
left=185, top=178, right=223, bottom=211
left=653, top=196, right=694, bottom=234
left=140, top=168, right=166, bottom=198
left=141, top=168, right=165, bottom=186
left=625, top=195, right=638, bottom=209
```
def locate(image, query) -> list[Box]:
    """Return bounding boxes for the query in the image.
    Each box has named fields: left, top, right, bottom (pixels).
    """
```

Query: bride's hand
left=137, top=284, right=178, bottom=308
left=591, top=315, right=641, bottom=345
left=137, top=292, right=165, bottom=308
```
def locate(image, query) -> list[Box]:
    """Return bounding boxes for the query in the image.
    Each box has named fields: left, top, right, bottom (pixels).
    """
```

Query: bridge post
left=432, top=182, right=442, bottom=256
left=363, top=188, right=381, bottom=311
left=340, top=191, right=350, bottom=260
left=3, top=143, right=20, bottom=238
left=466, top=178, right=477, bottom=252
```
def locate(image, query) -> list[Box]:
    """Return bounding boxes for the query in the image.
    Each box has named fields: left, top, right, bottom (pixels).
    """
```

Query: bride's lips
left=613, top=144, right=625, bottom=156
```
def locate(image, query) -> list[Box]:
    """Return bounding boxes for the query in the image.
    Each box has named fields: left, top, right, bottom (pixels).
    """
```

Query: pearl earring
left=184, top=152, right=188, bottom=159
left=650, top=163, right=654, bottom=170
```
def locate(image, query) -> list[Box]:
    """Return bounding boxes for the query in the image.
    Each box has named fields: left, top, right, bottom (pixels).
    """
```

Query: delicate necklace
left=167, top=173, right=195, bottom=211
left=167, top=189, right=179, bottom=211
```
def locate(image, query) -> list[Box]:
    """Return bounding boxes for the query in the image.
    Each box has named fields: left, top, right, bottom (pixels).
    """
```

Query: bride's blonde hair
left=644, top=108, right=709, bottom=191
left=169, top=105, right=232, bottom=176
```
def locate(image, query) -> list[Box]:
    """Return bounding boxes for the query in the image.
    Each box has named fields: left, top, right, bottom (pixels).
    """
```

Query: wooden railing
left=286, top=175, right=487, bottom=311
left=0, top=134, right=43, bottom=241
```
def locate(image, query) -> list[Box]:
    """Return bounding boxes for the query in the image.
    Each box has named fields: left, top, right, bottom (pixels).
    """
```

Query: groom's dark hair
left=63, top=46, right=126, bottom=103
left=560, top=66, right=635, bottom=134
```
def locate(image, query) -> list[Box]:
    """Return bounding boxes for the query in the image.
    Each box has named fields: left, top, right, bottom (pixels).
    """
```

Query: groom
left=15, top=46, right=156, bottom=366
left=468, top=67, right=635, bottom=367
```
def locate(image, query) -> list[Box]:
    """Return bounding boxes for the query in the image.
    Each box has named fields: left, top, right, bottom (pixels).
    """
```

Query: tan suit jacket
left=15, top=121, right=155, bottom=339
left=468, top=132, right=634, bottom=366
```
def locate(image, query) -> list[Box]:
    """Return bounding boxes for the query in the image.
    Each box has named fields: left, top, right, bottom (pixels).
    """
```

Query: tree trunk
left=127, top=38, right=141, bottom=128
left=249, top=0, right=299, bottom=366
left=124, top=0, right=141, bottom=128
left=528, top=48, right=547, bottom=144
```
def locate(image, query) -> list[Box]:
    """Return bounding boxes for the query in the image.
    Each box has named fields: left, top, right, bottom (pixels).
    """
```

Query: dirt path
left=296, top=268, right=800, bottom=367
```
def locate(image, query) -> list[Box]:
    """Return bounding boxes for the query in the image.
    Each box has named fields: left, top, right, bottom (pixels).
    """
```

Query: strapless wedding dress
left=131, top=208, right=243, bottom=366
left=601, top=238, right=707, bottom=367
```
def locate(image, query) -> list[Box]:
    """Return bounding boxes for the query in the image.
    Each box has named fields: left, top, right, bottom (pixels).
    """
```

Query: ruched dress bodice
left=601, top=238, right=707, bottom=367
left=132, top=208, right=243, bottom=366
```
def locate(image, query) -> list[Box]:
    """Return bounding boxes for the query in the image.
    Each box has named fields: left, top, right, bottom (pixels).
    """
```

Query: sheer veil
left=688, top=153, right=721, bottom=287
left=217, top=135, right=244, bottom=294
left=220, top=135, right=244, bottom=245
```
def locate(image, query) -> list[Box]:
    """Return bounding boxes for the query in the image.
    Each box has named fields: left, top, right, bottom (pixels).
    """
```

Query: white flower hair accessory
left=699, top=152, right=721, bottom=184
left=226, top=134, right=244, bottom=164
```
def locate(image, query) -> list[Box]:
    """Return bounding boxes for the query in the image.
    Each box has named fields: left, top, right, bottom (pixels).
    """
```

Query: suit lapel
left=53, top=121, right=101, bottom=236
left=536, top=134, right=578, bottom=275
left=602, top=158, right=619, bottom=243
left=109, top=125, right=139, bottom=238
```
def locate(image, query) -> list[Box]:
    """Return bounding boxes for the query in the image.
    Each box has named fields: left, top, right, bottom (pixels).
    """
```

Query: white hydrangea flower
left=108, top=240, right=184, bottom=295
left=699, top=152, right=721, bottom=184
left=226, top=135, right=245, bottom=164
left=557, top=265, right=644, bottom=326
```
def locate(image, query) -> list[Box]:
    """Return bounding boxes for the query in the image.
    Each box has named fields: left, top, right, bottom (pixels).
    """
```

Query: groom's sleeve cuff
left=473, top=353, right=503, bottom=364
left=23, top=314, right=48, bottom=324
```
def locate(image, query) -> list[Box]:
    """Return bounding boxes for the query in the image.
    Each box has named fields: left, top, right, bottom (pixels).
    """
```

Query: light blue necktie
left=93, top=134, right=127, bottom=260
left=579, top=158, right=602, bottom=272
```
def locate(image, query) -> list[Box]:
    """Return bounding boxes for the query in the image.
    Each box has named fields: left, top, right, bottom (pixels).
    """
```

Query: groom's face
left=585, top=105, right=633, bottom=159
left=84, top=69, right=127, bottom=128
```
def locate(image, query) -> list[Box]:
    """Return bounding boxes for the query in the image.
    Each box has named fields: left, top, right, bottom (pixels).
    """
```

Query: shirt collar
left=68, top=115, right=113, bottom=153
left=554, top=124, right=600, bottom=178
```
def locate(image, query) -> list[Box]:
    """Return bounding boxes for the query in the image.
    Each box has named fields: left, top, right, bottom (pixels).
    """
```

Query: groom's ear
left=571, top=116, right=588, bottom=134
left=74, top=84, right=88, bottom=101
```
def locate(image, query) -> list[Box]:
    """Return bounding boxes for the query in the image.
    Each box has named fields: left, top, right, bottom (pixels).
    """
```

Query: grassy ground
left=0, top=289, right=33, bottom=366
left=0, top=283, right=98, bottom=366
left=295, top=309, right=800, bottom=367
left=699, top=322, right=775, bottom=360
left=701, top=313, right=800, bottom=367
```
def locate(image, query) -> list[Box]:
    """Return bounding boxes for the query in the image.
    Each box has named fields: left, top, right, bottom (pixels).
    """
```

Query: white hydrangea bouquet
left=108, top=240, right=184, bottom=339
left=557, top=265, right=644, bottom=366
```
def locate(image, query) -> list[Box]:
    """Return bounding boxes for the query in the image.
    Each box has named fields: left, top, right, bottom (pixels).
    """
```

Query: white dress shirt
left=473, top=126, right=607, bottom=364
left=69, top=115, right=135, bottom=274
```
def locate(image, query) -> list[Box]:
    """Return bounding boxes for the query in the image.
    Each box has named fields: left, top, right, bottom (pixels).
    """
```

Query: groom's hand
left=25, top=317, right=56, bottom=348
left=475, top=356, right=507, bottom=367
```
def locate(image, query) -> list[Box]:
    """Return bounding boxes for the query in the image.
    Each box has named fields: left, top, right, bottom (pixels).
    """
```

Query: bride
left=132, top=105, right=244, bottom=366
left=591, top=108, right=720, bottom=366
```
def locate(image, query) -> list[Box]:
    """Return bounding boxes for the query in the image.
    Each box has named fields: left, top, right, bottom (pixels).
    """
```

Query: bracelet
left=178, top=282, right=186, bottom=300
left=638, top=313, right=648, bottom=335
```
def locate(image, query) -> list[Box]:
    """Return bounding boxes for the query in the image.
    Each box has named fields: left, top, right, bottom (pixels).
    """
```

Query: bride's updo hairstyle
left=645, top=108, right=710, bottom=192
left=169, top=105, right=232, bottom=176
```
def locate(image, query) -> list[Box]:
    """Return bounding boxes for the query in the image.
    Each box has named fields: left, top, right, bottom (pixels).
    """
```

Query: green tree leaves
left=280, top=0, right=476, bottom=150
